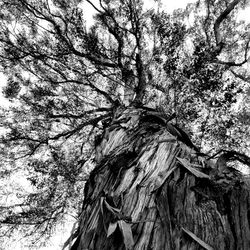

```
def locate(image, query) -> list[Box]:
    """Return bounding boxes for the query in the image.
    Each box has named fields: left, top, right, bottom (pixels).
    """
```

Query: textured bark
left=70, top=107, right=250, bottom=250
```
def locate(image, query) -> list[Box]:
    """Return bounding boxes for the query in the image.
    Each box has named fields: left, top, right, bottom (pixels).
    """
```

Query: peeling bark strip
left=70, top=108, right=250, bottom=250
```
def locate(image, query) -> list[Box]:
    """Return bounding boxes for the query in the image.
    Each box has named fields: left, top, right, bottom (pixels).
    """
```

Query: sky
left=1, top=0, right=249, bottom=249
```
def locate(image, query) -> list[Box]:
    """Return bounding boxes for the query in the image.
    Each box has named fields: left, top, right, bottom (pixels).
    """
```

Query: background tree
left=0, top=0, right=250, bottom=249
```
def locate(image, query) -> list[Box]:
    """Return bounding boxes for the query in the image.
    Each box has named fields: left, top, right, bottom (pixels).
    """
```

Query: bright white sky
left=1, top=0, right=250, bottom=249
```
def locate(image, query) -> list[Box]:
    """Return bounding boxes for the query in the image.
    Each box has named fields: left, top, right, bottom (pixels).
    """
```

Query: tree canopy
left=0, top=0, right=249, bottom=248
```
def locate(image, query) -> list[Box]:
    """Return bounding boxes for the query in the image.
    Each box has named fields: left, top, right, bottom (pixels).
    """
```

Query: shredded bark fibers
left=69, top=107, right=250, bottom=250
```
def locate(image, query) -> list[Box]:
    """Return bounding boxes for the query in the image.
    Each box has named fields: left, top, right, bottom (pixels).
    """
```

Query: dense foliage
left=0, top=0, right=249, bottom=248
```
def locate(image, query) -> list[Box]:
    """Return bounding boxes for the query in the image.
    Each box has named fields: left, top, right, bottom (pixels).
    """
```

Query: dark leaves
left=2, top=80, right=21, bottom=99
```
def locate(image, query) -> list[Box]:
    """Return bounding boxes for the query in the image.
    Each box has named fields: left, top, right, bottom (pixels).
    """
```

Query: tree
left=0, top=0, right=250, bottom=249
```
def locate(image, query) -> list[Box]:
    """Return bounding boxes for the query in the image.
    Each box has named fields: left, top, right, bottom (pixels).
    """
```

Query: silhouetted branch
left=19, top=0, right=117, bottom=68
left=214, top=0, right=241, bottom=46
left=208, top=149, right=250, bottom=167
left=216, top=37, right=250, bottom=66
left=230, top=70, right=250, bottom=83
left=49, top=108, right=111, bottom=119
left=203, top=0, right=212, bottom=45
left=49, top=114, right=110, bottom=141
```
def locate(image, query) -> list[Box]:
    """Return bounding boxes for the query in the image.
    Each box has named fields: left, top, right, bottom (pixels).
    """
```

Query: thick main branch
left=214, top=0, right=241, bottom=46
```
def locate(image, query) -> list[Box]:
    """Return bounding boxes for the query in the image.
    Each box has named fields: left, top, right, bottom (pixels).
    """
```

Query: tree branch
left=230, top=70, right=250, bottom=83
left=49, top=114, right=110, bottom=141
left=203, top=0, right=212, bottom=45
left=215, top=36, right=250, bottom=66
left=19, top=0, right=117, bottom=68
left=85, top=78, right=119, bottom=105
left=86, top=0, right=102, bottom=13
left=214, top=0, right=241, bottom=46
left=41, top=78, right=117, bottom=106
left=211, top=150, right=250, bottom=167
left=49, top=108, right=111, bottom=119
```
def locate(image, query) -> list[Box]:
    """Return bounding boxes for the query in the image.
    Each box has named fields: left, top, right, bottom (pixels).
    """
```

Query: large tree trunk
left=69, top=107, right=250, bottom=250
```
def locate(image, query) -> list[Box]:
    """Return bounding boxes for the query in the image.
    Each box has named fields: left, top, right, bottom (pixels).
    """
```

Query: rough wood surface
left=70, top=107, right=250, bottom=250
